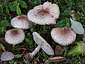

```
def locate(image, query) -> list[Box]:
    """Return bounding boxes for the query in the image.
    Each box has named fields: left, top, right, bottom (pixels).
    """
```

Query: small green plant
left=11, top=0, right=27, bottom=16
left=15, top=54, right=22, bottom=58
left=0, top=20, right=9, bottom=35
left=0, top=0, right=27, bottom=16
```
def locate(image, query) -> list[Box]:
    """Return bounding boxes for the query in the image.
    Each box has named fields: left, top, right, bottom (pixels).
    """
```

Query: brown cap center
left=11, top=30, right=18, bottom=35
left=38, top=9, right=49, bottom=16
left=18, top=16, right=25, bottom=19
left=62, top=27, right=70, bottom=34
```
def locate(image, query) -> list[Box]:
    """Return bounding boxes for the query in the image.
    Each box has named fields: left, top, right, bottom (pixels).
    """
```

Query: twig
left=9, top=1, right=15, bottom=6
left=80, top=5, right=85, bottom=14
left=0, top=0, right=10, bottom=6
left=0, top=43, right=6, bottom=52
left=58, top=0, right=62, bottom=7
left=19, top=48, right=27, bottom=56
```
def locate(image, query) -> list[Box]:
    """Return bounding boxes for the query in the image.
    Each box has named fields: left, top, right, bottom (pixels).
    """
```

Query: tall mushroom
left=11, top=15, right=32, bottom=29
left=27, top=2, right=60, bottom=25
left=24, top=32, right=54, bottom=62
left=5, top=29, right=25, bottom=46
left=51, top=26, right=76, bottom=46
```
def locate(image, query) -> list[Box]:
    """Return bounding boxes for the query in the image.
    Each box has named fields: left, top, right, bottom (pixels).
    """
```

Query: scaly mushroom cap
left=27, top=1, right=60, bottom=25
left=11, top=15, right=32, bottom=29
left=5, top=29, right=25, bottom=45
left=32, top=32, right=54, bottom=55
left=51, top=27, right=76, bottom=46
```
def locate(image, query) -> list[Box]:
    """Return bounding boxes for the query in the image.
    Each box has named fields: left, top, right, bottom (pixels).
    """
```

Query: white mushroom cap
left=32, top=32, right=54, bottom=55
left=27, top=2, right=60, bottom=25
left=51, top=27, right=76, bottom=46
left=11, top=15, right=32, bottom=29
left=1, top=51, right=14, bottom=61
left=43, top=2, right=60, bottom=19
left=5, top=29, right=25, bottom=45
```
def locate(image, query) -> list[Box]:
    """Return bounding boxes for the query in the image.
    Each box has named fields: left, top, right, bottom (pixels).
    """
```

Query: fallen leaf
left=55, top=45, right=64, bottom=55
left=1, top=51, right=14, bottom=61
left=45, top=57, right=68, bottom=64
left=0, top=43, right=6, bottom=52
left=70, top=18, right=84, bottom=34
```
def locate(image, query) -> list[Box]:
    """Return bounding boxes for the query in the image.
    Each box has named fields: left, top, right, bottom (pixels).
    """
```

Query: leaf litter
left=45, top=56, right=69, bottom=63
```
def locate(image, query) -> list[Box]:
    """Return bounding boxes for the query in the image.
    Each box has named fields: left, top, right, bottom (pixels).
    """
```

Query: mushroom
left=51, top=26, right=76, bottom=46
left=24, top=32, right=54, bottom=62
left=5, top=29, right=25, bottom=46
left=27, top=1, right=60, bottom=25
left=11, top=15, right=32, bottom=29
left=0, top=51, right=14, bottom=62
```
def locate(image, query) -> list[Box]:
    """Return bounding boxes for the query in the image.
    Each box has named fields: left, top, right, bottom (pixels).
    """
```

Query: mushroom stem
left=27, top=45, right=41, bottom=62
left=31, top=45, right=41, bottom=57
left=13, top=44, right=16, bottom=47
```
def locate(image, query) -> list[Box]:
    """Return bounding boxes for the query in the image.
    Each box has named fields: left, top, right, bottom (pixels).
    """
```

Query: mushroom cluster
left=27, top=1, right=60, bottom=25
left=5, top=15, right=33, bottom=46
left=3, top=1, right=78, bottom=63
left=4, top=1, right=58, bottom=62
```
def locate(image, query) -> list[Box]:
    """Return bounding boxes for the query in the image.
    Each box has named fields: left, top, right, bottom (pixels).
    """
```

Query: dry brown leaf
left=55, top=45, right=64, bottom=55
left=24, top=52, right=32, bottom=62
left=0, top=43, right=6, bottom=52
left=45, top=57, right=68, bottom=64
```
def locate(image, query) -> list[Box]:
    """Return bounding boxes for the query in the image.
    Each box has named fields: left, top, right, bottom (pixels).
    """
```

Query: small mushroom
left=0, top=51, right=14, bottom=62
left=24, top=45, right=41, bottom=62
left=27, top=1, right=60, bottom=25
left=24, top=32, right=54, bottom=62
left=51, top=26, right=76, bottom=46
left=33, top=32, right=54, bottom=55
left=5, top=29, right=25, bottom=46
left=11, top=15, right=32, bottom=29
